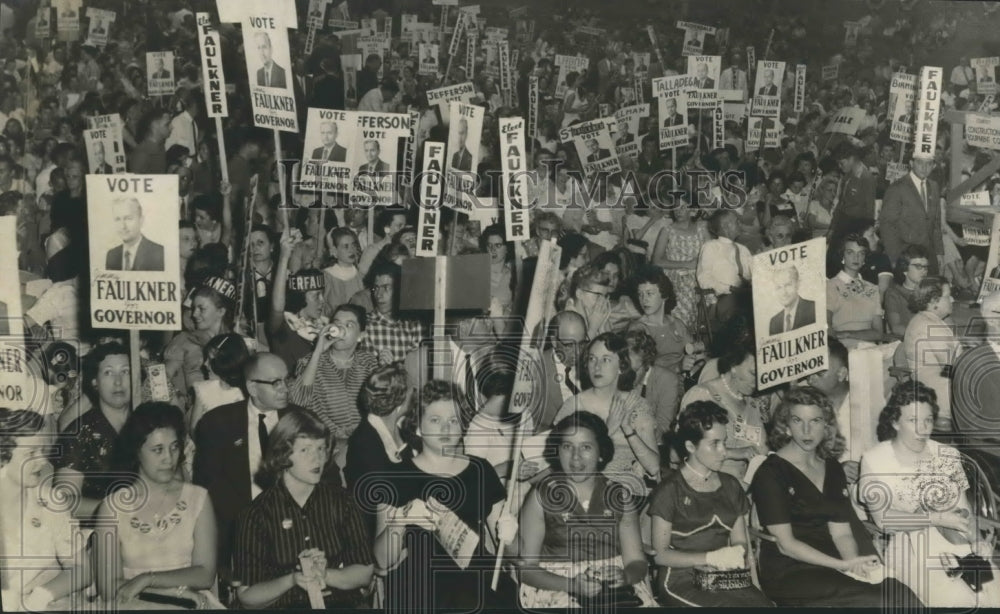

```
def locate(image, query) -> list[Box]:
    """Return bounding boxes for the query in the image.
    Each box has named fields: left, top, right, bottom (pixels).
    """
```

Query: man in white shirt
left=950, top=57, right=974, bottom=88
left=165, top=90, right=200, bottom=155
left=697, top=209, right=752, bottom=331
left=357, top=79, right=400, bottom=113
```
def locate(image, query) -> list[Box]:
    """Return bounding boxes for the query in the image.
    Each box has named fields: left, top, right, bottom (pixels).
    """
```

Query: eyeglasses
left=910, top=263, right=929, bottom=270
left=250, top=376, right=291, bottom=389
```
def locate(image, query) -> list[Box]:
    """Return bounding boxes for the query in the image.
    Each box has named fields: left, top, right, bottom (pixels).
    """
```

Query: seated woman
left=827, top=233, right=885, bottom=347
left=902, top=277, right=960, bottom=430
left=649, top=402, right=772, bottom=607
left=552, top=332, right=660, bottom=496
left=860, top=381, right=1000, bottom=607
left=93, top=402, right=222, bottom=609
left=681, top=343, right=767, bottom=483
left=883, top=246, right=930, bottom=338
left=627, top=266, right=693, bottom=437
left=373, top=381, right=514, bottom=611
left=54, top=342, right=133, bottom=520
left=625, top=330, right=682, bottom=440
left=749, top=387, right=922, bottom=607
left=234, top=408, right=374, bottom=609
left=0, top=410, right=92, bottom=611
left=518, top=411, right=657, bottom=608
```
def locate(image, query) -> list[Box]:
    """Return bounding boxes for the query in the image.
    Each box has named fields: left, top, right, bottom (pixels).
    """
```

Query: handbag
left=575, top=584, right=643, bottom=608
left=692, top=566, right=753, bottom=591
left=945, top=553, right=995, bottom=593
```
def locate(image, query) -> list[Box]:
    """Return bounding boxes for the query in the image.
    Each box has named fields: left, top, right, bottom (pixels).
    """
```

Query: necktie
left=919, top=180, right=927, bottom=212
left=123, top=250, right=131, bottom=271
left=785, top=312, right=792, bottom=333
left=564, top=366, right=579, bottom=395
left=266, top=68, right=270, bottom=87
left=258, top=413, right=269, bottom=452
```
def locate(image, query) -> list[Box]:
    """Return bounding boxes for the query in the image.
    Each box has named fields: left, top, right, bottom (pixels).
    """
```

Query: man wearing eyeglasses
left=193, top=352, right=304, bottom=593
left=539, top=311, right=589, bottom=430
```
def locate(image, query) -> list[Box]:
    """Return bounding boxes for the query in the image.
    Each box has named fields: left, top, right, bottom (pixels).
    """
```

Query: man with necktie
left=878, top=154, right=943, bottom=274
left=105, top=197, right=165, bottom=271
left=254, top=31, right=287, bottom=88
left=310, top=121, right=347, bottom=162
left=768, top=265, right=817, bottom=335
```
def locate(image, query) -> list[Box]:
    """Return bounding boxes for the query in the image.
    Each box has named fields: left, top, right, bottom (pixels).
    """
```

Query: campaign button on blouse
left=282, top=518, right=293, bottom=530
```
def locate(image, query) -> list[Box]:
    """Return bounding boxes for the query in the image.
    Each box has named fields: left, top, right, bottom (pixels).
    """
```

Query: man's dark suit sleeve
left=930, top=181, right=944, bottom=257
left=192, top=415, right=213, bottom=488
left=879, top=182, right=904, bottom=263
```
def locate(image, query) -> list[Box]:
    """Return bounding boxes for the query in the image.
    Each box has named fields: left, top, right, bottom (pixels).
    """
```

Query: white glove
left=496, top=513, right=518, bottom=546
left=705, top=545, right=745, bottom=570
left=23, top=586, right=55, bottom=611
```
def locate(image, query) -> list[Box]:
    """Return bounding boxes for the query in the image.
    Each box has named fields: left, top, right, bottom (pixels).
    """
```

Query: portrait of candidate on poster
left=300, top=108, right=355, bottom=193
left=87, top=175, right=181, bottom=331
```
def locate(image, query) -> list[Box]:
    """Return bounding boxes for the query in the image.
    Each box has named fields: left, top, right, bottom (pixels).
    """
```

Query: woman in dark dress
left=373, top=380, right=514, bottom=612
left=518, top=411, right=656, bottom=608
left=749, top=387, right=922, bottom=607
left=649, top=401, right=773, bottom=607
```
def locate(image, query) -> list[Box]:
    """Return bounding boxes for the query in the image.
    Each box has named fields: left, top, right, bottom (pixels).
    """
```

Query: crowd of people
left=3, top=0, right=1000, bottom=610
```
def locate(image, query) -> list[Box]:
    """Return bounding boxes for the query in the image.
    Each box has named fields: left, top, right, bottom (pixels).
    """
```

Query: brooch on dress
left=234, top=439, right=244, bottom=447
left=282, top=518, right=293, bottom=530
left=788, top=487, right=795, bottom=496
left=683, top=496, right=692, bottom=506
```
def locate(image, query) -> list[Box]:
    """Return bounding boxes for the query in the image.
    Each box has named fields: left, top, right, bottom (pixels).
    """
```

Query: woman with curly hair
left=749, top=387, right=921, bottom=607
left=650, top=402, right=772, bottom=607
left=902, top=277, right=960, bottom=429
left=518, top=411, right=657, bottom=608
left=372, top=380, right=515, bottom=610
left=826, top=232, right=885, bottom=347
left=859, top=381, right=1000, bottom=607
left=552, top=333, right=660, bottom=496
left=233, top=408, right=374, bottom=609
left=627, top=266, right=693, bottom=436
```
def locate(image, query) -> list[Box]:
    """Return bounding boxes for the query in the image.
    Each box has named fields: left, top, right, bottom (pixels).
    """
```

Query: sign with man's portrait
left=973, top=56, right=1000, bottom=95
left=751, top=60, right=785, bottom=119
left=752, top=238, right=828, bottom=389
left=300, top=107, right=354, bottom=193
left=418, top=43, right=440, bottom=76
left=243, top=12, right=298, bottom=132
left=348, top=111, right=413, bottom=207
left=85, top=7, right=115, bottom=47
left=146, top=51, right=175, bottom=96
left=687, top=56, right=721, bottom=90
left=85, top=114, right=127, bottom=174
left=559, top=117, right=621, bottom=177
left=443, top=102, right=485, bottom=210
left=87, top=175, right=181, bottom=331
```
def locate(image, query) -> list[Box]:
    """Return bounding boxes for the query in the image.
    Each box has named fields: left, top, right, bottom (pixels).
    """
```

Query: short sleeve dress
left=749, top=455, right=920, bottom=607
left=826, top=272, right=882, bottom=336
left=647, top=470, right=772, bottom=606
left=382, top=455, right=513, bottom=612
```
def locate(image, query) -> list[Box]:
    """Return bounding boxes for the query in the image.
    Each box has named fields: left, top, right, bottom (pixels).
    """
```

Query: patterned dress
left=859, top=440, right=1000, bottom=607
left=660, top=223, right=708, bottom=331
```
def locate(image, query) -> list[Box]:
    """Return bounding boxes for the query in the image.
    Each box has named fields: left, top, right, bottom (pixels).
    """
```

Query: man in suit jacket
left=451, top=119, right=473, bottom=171
left=662, top=97, right=684, bottom=127
left=91, top=141, right=113, bottom=174
left=105, top=198, right=165, bottom=271
left=254, top=31, right=287, bottom=88
left=694, top=63, right=715, bottom=89
left=878, top=155, right=944, bottom=273
left=356, top=139, right=390, bottom=175
left=584, top=138, right=610, bottom=163
left=758, top=69, right=778, bottom=96
left=193, top=353, right=303, bottom=575
left=536, top=311, right=588, bottom=432
left=310, top=121, right=347, bottom=161
left=151, top=58, right=171, bottom=80
left=768, top=266, right=817, bottom=334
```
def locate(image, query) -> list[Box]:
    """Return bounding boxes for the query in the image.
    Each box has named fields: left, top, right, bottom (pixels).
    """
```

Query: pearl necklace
left=721, top=373, right=745, bottom=400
